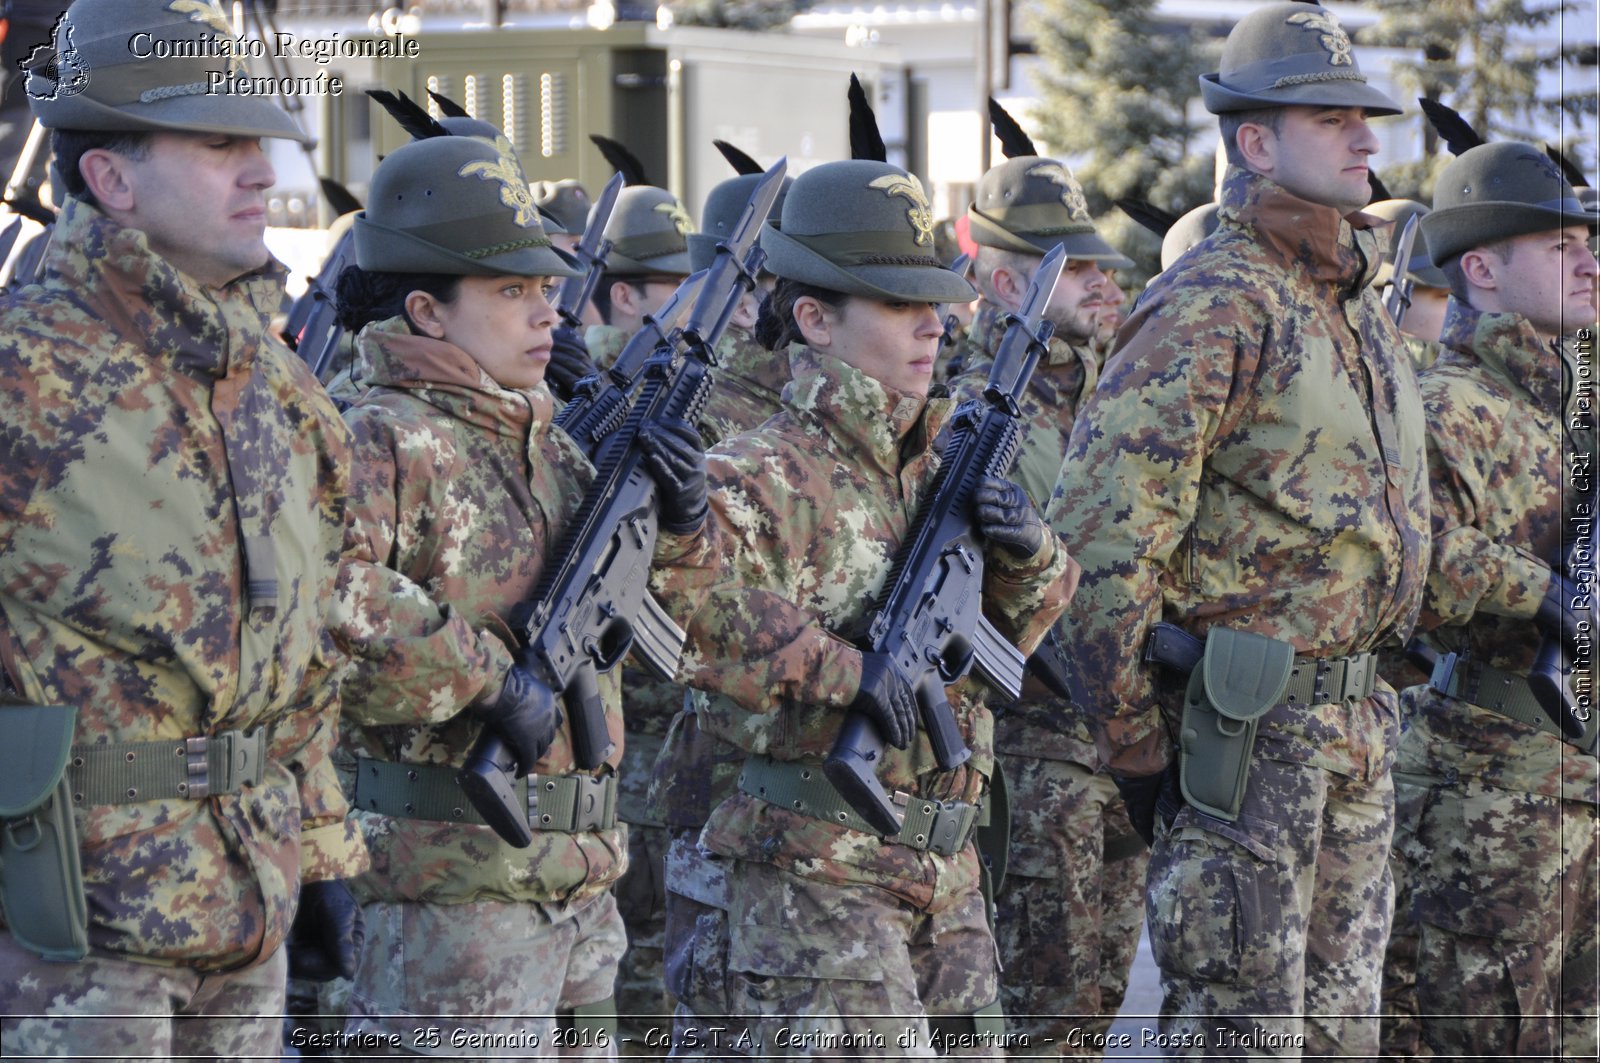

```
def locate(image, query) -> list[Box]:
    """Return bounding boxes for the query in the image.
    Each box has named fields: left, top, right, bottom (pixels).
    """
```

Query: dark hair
left=1218, top=108, right=1286, bottom=168
left=333, top=265, right=463, bottom=333
left=754, top=278, right=850, bottom=351
left=1439, top=237, right=1519, bottom=304
left=51, top=129, right=154, bottom=207
left=592, top=272, right=655, bottom=325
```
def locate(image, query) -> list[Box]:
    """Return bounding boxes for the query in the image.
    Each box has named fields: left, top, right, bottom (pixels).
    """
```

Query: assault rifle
left=460, top=159, right=788, bottom=847
left=288, top=226, right=355, bottom=379
left=1383, top=213, right=1419, bottom=329
left=555, top=270, right=707, bottom=454
left=824, top=243, right=1067, bottom=835
left=553, top=172, right=624, bottom=338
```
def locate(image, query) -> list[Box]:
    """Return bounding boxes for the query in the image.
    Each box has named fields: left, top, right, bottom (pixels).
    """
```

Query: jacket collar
left=352, top=316, right=553, bottom=437
left=715, top=324, right=789, bottom=400
left=46, top=196, right=288, bottom=379
left=1438, top=299, right=1565, bottom=410
left=780, top=345, right=950, bottom=475
left=1218, top=166, right=1384, bottom=294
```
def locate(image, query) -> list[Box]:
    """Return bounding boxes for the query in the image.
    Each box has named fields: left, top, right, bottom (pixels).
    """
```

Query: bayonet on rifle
left=1383, top=213, right=1419, bottom=328
left=554, top=172, right=625, bottom=334
left=824, top=244, right=1067, bottom=836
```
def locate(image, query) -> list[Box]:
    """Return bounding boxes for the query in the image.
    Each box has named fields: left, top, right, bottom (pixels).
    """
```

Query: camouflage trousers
left=1393, top=771, right=1599, bottom=1059
left=343, top=891, right=626, bottom=1059
left=992, top=756, right=1148, bottom=1058
left=1147, top=755, right=1394, bottom=1058
left=662, top=829, right=730, bottom=1019
left=617, top=733, right=671, bottom=1052
left=0, top=931, right=286, bottom=1060
left=671, top=857, right=1005, bottom=1060
left=1376, top=770, right=1428, bottom=1059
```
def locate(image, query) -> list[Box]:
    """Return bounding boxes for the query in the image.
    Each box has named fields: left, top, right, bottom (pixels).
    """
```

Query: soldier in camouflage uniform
left=326, top=135, right=709, bottom=1058
left=650, top=158, right=1080, bottom=1056
left=1379, top=141, right=1599, bottom=1060
left=1048, top=5, right=1430, bottom=1055
left=949, top=158, right=1147, bottom=1057
left=0, top=0, right=367, bottom=1056
left=535, top=179, right=605, bottom=327
left=586, top=185, right=697, bottom=370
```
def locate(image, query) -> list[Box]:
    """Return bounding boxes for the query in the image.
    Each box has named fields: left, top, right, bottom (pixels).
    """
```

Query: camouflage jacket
left=646, top=324, right=791, bottom=828
left=1049, top=167, right=1430, bottom=779
left=1401, top=303, right=1596, bottom=799
left=0, top=198, right=365, bottom=970
left=949, top=301, right=1101, bottom=764
left=583, top=323, right=629, bottom=373
left=656, top=346, right=1079, bottom=908
left=334, top=319, right=628, bottom=909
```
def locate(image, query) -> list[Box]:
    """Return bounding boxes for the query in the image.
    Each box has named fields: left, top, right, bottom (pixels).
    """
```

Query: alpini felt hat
left=1200, top=2, right=1402, bottom=117
left=687, top=172, right=793, bottom=272
left=354, top=136, right=583, bottom=278
left=25, top=0, right=310, bottom=143
left=761, top=159, right=977, bottom=304
left=533, top=179, right=592, bottom=237
left=968, top=156, right=1131, bottom=267
left=1422, top=141, right=1600, bottom=265
left=1365, top=199, right=1449, bottom=289
left=601, top=186, right=696, bottom=276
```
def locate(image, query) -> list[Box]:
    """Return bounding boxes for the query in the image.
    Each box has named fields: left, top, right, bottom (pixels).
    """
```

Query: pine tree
left=1360, top=0, right=1596, bottom=195
left=1025, top=0, right=1217, bottom=280
left=664, top=0, right=810, bottom=30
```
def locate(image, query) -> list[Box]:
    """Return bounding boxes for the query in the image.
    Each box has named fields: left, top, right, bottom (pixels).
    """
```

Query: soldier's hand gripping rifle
left=554, top=172, right=624, bottom=335
left=554, top=269, right=707, bottom=455
left=459, top=159, right=788, bottom=847
left=824, top=244, right=1067, bottom=835
left=1383, top=213, right=1419, bottom=329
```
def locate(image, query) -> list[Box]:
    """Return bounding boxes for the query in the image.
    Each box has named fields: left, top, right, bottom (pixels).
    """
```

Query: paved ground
left=1103, top=926, right=1169, bottom=1060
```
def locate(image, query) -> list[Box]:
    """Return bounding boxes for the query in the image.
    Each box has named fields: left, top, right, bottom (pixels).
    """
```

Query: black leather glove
left=546, top=325, right=599, bottom=401
left=1114, top=764, right=1183, bottom=850
left=470, top=664, right=563, bottom=777
left=638, top=418, right=708, bottom=535
left=287, top=879, right=364, bottom=982
left=1534, top=572, right=1589, bottom=653
left=852, top=651, right=917, bottom=750
left=973, top=476, right=1048, bottom=559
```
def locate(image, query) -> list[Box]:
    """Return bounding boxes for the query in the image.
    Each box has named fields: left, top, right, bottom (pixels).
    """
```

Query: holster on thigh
left=1179, top=629, right=1293, bottom=821
left=0, top=704, right=87, bottom=963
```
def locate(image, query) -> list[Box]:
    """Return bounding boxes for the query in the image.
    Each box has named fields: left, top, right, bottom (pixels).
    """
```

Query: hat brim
left=355, top=216, right=585, bottom=278
left=1421, top=201, right=1600, bottom=265
left=761, top=225, right=977, bottom=304
left=605, top=249, right=694, bottom=276
left=967, top=207, right=1131, bottom=265
left=35, top=90, right=313, bottom=144
left=1199, top=73, right=1403, bottom=117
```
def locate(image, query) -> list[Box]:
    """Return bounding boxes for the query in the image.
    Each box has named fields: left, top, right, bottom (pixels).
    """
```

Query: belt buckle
left=1342, top=654, right=1373, bottom=702
left=926, top=801, right=967, bottom=857
left=574, top=774, right=608, bottom=832
left=1430, top=651, right=1461, bottom=696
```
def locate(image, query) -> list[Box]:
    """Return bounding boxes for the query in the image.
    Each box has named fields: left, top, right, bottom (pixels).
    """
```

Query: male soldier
left=0, top=0, right=366, bottom=1056
left=586, top=184, right=695, bottom=369
left=535, top=178, right=605, bottom=327
left=1381, top=141, right=1599, bottom=1058
left=1049, top=3, right=1429, bottom=1054
left=951, top=157, right=1147, bottom=1055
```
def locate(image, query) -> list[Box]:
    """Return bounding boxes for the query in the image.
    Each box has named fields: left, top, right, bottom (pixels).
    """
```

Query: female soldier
left=329, top=134, right=707, bottom=1057
left=652, top=158, right=1080, bottom=1056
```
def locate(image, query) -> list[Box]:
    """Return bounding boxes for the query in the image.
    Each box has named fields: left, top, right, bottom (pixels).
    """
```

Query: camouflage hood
left=47, top=196, right=289, bottom=379
left=351, top=316, right=556, bottom=437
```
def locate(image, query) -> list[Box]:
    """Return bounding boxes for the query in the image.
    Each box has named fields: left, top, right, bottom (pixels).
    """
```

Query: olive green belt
left=1143, top=623, right=1378, bottom=704
left=738, top=754, right=983, bottom=857
left=353, top=757, right=618, bottom=833
left=68, top=729, right=266, bottom=804
left=1429, top=653, right=1600, bottom=755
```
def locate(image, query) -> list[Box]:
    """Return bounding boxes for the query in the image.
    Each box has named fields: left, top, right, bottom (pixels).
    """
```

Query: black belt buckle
left=1429, top=651, right=1461, bottom=697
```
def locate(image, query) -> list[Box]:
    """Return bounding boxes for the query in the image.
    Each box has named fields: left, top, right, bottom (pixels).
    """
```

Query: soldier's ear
left=792, top=295, right=834, bottom=349
left=1234, top=122, right=1277, bottom=176
left=78, top=149, right=137, bottom=213
left=405, top=289, right=450, bottom=339
left=1458, top=248, right=1500, bottom=293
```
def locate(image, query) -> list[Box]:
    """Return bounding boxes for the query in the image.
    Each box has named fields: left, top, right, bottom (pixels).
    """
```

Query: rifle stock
left=459, top=161, right=788, bottom=847
left=823, top=244, right=1066, bottom=835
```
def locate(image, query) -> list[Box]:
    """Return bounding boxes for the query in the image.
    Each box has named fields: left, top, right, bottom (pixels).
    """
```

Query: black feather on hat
left=1546, top=144, right=1589, bottom=188
left=318, top=177, right=363, bottom=217
left=428, top=90, right=471, bottom=119
left=848, top=74, right=887, bottom=163
left=590, top=134, right=651, bottom=186
left=367, top=89, right=449, bottom=141
left=1419, top=98, right=1485, bottom=157
left=988, top=98, right=1038, bottom=160
left=714, top=140, right=764, bottom=176
left=1114, top=198, right=1180, bottom=238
